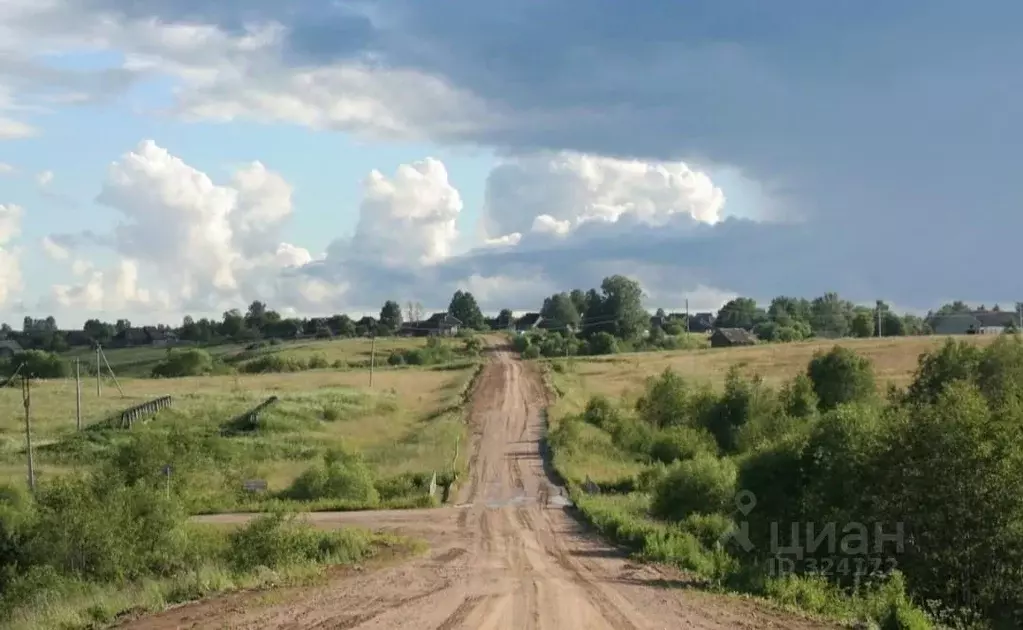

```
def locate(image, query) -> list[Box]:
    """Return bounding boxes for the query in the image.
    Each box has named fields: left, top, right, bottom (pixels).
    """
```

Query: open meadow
left=60, top=335, right=454, bottom=378
left=546, top=334, right=1002, bottom=485
left=549, top=333, right=1001, bottom=416
left=0, top=348, right=481, bottom=508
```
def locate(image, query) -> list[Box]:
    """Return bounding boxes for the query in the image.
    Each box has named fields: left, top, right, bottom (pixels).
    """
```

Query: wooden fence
left=119, top=395, right=172, bottom=429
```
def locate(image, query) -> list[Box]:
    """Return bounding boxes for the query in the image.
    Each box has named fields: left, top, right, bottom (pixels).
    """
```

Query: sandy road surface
left=122, top=349, right=834, bottom=629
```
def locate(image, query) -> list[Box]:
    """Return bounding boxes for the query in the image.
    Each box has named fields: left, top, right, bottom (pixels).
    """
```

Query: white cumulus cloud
left=48, top=140, right=313, bottom=314
left=348, top=158, right=462, bottom=267
left=43, top=143, right=750, bottom=318
left=482, top=152, right=725, bottom=241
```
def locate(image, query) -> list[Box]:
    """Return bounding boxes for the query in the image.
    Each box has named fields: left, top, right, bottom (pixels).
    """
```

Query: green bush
left=510, top=334, right=530, bottom=353
left=649, top=425, right=718, bottom=464
left=463, top=336, right=484, bottom=355
left=151, top=348, right=215, bottom=378
left=284, top=450, right=379, bottom=506
left=0, top=454, right=394, bottom=626
left=807, top=346, right=876, bottom=411
left=307, top=353, right=329, bottom=369
left=905, top=338, right=981, bottom=405
left=239, top=354, right=309, bottom=373
left=226, top=511, right=374, bottom=573
left=607, top=415, right=656, bottom=454
left=374, top=472, right=433, bottom=501
left=778, top=373, right=819, bottom=419
left=635, top=368, right=690, bottom=429
left=587, top=332, right=618, bottom=355
left=1, top=350, right=69, bottom=378
left=582, top=395, right=622, bottom=431
left=651, top=453, right=737, bottom=521
left=389, top=339, right=456, bottom=366
left=702, top=367, right=781, bottom=452
left=522, top=345, right=541, bottom=359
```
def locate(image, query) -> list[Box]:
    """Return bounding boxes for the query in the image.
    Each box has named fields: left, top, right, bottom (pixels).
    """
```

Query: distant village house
left=0, top=339, right=23, bottom=358
left=710, top=327, right=758, bottom=348
left=931, top=311, right=1020, bottom=336
left=401, top=312, right=461, bottom=337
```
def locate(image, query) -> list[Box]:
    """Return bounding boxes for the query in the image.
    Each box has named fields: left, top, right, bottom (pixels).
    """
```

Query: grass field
left=545, top=334, right=1003, bottom=488
left=549, top=334, right=1001, bottom=417
left=59, top=335, right=461, bottom=378
left=0, top=361, right=480, bottom=501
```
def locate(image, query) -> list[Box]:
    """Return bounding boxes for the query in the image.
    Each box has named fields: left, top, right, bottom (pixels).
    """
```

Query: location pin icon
left=735, top=490, right=756, bottom=516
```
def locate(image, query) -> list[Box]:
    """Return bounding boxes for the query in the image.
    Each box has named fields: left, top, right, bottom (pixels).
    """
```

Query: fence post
left=75, top=359, right=82, bottom=430
left=22, top=376, right=35, bottom=494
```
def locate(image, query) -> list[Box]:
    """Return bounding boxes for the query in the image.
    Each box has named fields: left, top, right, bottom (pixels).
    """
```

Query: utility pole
left=685, top=298, right=690, bottom=338
left=876, top=300, right=884, bottom=338
left=95, top=345, right=101, bottom=397
left=98, top=345, right=124, bottom=397
left=75, top=359, right=82, bottom=430
left=369, top=334, right=376, bottom=388
left=22, top=376, right=34, bottom=494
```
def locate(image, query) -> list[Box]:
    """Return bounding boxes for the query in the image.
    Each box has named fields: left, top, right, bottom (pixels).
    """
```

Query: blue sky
left=1, top=0, right=1020, bottom=326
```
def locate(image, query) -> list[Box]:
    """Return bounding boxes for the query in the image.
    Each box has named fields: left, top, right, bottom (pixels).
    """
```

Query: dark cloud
left=52, top=1, right=1023, bottom=309
left=391, top=2, right=1023, bottom=307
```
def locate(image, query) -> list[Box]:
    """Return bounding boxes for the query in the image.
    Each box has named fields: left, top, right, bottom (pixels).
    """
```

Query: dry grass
left=0, top=365, right=477, bottom=488
left=551, top=335, right=1001, bottom=415
left=0, top=368, right=455, bottom=436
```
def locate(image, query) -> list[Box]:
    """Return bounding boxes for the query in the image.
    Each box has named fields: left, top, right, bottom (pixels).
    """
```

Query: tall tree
left=850, top=310, right=874, bottom=338
left=448, top=290, right=485, bottom=329
left=768, top=296, right=812, bottom=325
left=379, top=300, right=403, bottom=333
left=810, top=292, right=852, bottom=337
left=496, top=309, right=514, bottom=329
left=715, top=297, right=762, bottom=330
left=83, top=319, right=114, bottom=343
left=590, top=275, right=647, bottom=339
left=244, top=300, right=269, bottom=331
left=569, top=289, right=588, bottom=316
left=540, top=292, right=581, bottom=328
left=221, top=309, right=244, bottom=337
left=327, top=314, right=356, bottom=337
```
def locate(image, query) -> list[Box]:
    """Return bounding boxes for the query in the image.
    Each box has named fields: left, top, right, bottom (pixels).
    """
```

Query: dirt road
left=123, top=350, right=833, bottom=629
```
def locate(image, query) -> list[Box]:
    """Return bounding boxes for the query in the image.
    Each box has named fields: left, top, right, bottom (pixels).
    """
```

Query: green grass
left=1, top=511, right=424, bottom=630
left=59, top=336, right=471, bottom=378
left=62, top=342, right=251, bottom=378
left=0, top=363, right=482, bottom=511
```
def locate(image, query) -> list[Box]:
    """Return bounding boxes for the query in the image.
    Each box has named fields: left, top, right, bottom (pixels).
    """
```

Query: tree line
left=3, top=278, right=1018, bottom=354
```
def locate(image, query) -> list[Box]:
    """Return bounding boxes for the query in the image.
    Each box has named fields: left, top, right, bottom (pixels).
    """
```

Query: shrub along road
left=122, top=348, right=834, bottom=629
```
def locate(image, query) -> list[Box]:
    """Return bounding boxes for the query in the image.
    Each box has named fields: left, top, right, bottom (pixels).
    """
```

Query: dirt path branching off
left=121, top=348, right=835, bottom=629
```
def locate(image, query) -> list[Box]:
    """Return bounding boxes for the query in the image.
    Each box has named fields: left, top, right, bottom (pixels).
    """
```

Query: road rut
left=121, top=349, right=835, bottom=629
